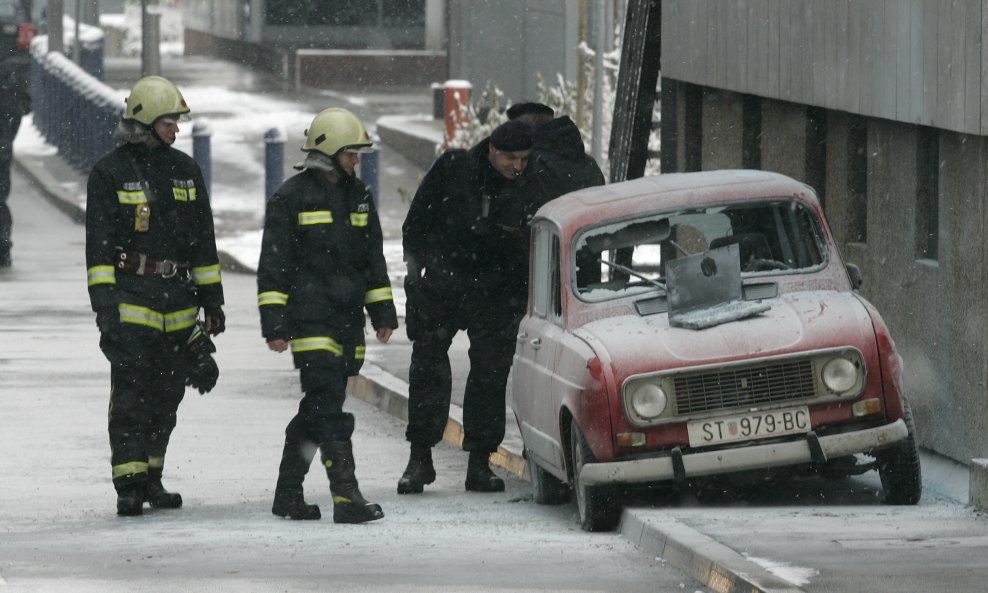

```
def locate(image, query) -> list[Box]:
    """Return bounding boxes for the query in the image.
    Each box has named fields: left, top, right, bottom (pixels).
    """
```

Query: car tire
left=526, top=448, right=570, bottom=505
left=878, top=397, right=922, bottom=505
left=570, top=421, right=621, bottom=532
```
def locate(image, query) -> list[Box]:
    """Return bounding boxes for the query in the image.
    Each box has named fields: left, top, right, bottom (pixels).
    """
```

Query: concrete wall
left=760, top=98, right=807, bottom=182
left=699, top=90, right=742, bottom=172
left=660, top=81, right=988, bottom=463
left=662, top=0, right=988, bottom=136
left=448, top=0, right=582, bottom=104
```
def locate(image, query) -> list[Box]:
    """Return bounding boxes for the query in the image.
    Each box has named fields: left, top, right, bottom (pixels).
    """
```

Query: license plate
left=687, top=406, right=810, bottom=447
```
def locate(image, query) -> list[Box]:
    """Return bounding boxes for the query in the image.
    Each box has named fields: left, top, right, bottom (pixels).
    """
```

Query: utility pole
left=48, top=0, right=64, bottom=53
left=141, top=0, right=161, bottom=76
left=591, top=0, right=606, bottom=162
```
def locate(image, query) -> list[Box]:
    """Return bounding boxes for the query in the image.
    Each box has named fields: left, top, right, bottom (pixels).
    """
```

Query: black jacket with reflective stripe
left=257, top=169, right=397, bottom=342
left=85, top=142, right=224, bottom=313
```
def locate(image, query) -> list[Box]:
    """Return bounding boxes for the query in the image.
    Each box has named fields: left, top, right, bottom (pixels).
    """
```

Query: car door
left=513, top=223, right=566, bottom=471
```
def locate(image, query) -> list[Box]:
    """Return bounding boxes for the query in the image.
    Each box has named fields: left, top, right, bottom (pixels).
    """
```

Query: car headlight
left=821, top=357, right=859, bottom=394
left=630, top=383, right=668, bottom=419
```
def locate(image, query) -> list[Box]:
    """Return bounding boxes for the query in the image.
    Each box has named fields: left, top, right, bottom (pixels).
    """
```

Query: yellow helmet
left=123, top=76, right=190, bottom=125
left=302, top=108, right=373, bottom=157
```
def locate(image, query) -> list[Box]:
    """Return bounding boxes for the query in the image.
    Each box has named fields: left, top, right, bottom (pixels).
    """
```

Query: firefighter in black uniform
left=398, top=120, right=533, bottom=495
left=86, top=76, right=225, bottom=516
left=258, top=108, right=397, bottom=524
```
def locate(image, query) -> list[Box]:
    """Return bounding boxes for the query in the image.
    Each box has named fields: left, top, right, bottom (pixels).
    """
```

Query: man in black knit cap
left=398, top=120, right=533, bottom=495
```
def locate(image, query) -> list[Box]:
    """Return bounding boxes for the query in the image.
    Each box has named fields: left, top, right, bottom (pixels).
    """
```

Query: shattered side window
left=572, top=200, right=827, bottom=302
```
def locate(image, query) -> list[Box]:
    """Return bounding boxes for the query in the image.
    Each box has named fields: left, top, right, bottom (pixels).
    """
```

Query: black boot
left=397, top=443, right=436, bottom=495
left=147, top=469, right=183, bottom=509
left=272, top=485, right=322, bottom=520
left=272, top=436, right=321, bottom=520
left=323, top=441, right=384, bottom=524
left=116, top=483, right=145, bottom=516
left=465, top=450, right=505, bottom=492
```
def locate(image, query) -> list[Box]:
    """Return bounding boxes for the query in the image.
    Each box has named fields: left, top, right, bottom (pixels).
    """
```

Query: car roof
left=535, top=169, right=819, bottom=233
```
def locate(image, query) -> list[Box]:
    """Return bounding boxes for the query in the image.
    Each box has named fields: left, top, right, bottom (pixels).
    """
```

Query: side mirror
left=846, top=263, right=863, bottom=290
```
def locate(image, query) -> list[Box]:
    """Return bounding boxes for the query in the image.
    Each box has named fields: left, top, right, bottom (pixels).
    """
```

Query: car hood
left=574, top=291, right=876, bottom=371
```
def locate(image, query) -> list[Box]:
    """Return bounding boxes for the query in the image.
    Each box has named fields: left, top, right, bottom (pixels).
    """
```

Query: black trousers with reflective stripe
left=103, top=323, right=191, bottom=492
left=278, top=327, right=365, bottom=488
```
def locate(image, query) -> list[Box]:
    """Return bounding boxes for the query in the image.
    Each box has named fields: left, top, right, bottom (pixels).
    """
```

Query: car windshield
left=573, top=199, right=827, bottom=302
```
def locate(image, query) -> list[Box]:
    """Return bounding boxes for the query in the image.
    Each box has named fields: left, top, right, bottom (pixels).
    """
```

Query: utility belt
left=116, top=251, right=191, bottom=282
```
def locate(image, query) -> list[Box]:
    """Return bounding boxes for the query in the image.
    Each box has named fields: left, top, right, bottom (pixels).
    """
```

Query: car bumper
left=578, top=419, right=908, bottom=487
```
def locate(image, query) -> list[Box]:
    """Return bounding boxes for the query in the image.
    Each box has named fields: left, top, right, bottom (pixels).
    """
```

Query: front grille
left=673, top=359, right=817, bottom=414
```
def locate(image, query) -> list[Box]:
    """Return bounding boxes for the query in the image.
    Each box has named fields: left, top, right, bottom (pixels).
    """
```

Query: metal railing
left=31, top=42, right=121, bottom=172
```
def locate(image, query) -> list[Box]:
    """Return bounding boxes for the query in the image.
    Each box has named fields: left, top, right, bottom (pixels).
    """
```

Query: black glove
left=95, top=306, right=119, bottom=335
left=404, top=260, right=423, bottom=290
left=204, top=305, right=225, bottom=336
left=186, top=323, right=219, bottom=394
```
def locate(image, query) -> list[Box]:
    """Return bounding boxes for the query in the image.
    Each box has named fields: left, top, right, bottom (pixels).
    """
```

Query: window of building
left=741, top=94, right=762, bottom=170
left=806, top=107, right=827, bottom=207
left=914, top=126, right=939, bottom=260
left=847, top=116, right=868, bottom=243
left=266, top=0, right=424, bottom=27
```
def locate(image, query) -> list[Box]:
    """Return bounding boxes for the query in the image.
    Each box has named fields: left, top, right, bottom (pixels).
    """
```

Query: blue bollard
left=361, top=135, right=380, bottom=209
left=192, top=121, right=212, bottom=194
left=264, top=127, right=286, bottom=201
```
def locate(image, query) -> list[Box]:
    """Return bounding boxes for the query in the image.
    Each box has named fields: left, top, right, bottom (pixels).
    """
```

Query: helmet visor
left=342, top=144, right=375, bottom=154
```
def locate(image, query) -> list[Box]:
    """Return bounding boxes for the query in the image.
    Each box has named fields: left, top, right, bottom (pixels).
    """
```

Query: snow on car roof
left=536, top=169, right=818, bottom=234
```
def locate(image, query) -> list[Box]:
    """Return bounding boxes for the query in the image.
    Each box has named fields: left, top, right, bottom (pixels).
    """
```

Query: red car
left=511, top=170, right=921, bottom=531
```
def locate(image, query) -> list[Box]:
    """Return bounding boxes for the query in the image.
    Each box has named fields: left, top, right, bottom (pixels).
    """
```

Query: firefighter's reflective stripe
left=355, top=345, right=366, bottom=360
left=119, top=304, right=198, bottom=332
left=192, top=264, right=222, bottom=286
left=116, top=190, right=147, bottom=204
left=298, top=210, right=333, bottom=225
left=350, top=212, right=369, bottom=227
left=148, top=455, right=165, bottom=469
left=257, top=291, right=289, bottom=307
left=289, top=336, right=343, bottom=356
left=112, top=461, right=148, bottom=479
left=364, top=286, right=393, bottom=304
left=172, top=187, right=196, bottom=202
left=87, top=265, right=117, bottom=286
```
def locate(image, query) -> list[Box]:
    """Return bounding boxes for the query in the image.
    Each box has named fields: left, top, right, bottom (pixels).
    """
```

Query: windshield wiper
left=598, top=258, right=666, bottom=291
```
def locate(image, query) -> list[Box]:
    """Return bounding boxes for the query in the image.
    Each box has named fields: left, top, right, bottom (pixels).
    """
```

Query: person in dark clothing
left=506, top=101, right=606, bottom=220
left=398, top=120, right=534, bottom=495
left=503, top=102, right=607, bottom=288
left=0, top=50, right=32, bottom=267
left=86, top=76, right=225, bottom=516
left=258, top=108, right=397, bottom=523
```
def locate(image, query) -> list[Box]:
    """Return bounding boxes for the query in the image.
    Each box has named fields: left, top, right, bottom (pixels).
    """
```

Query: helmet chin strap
left=295, top=151, right=353, bottom=181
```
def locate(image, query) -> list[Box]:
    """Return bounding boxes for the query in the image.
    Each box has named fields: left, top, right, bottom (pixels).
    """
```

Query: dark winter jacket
left=257, top=169, right=397, bottom=343
left=402, top=137, right=524, bottom=292
left=529, top=115, right=606, bottom=212
left=86, top=142, right=224, bottom=319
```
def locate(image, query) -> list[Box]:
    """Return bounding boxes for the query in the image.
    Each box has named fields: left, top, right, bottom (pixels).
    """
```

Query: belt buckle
left=159, top=259, right=178, bottom=279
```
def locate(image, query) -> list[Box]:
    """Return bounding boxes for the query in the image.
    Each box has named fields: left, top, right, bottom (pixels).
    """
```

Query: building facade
left=659, top=0, right=988, bottom=465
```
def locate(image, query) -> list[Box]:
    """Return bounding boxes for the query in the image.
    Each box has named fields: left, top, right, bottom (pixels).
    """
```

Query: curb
left=621, top=513, right=806, bottom=593
left=349, top=363, right=529, bottom=481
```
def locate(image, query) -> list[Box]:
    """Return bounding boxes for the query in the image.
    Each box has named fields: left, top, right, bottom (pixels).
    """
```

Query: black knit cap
left=490, top=120, right=533, bottom=151
left=506, top=102, right=555, bottom=120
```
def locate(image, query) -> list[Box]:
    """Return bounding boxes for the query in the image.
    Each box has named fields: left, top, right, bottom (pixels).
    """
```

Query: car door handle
left=529, top=337, right=542, bottom=349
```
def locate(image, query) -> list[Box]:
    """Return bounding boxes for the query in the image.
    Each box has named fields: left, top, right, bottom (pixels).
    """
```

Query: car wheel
left=877, top=397, right=922, bottom=505
left=526, top=448, right=570, bottom=505
left=570, top=420, right=621, bottom=532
